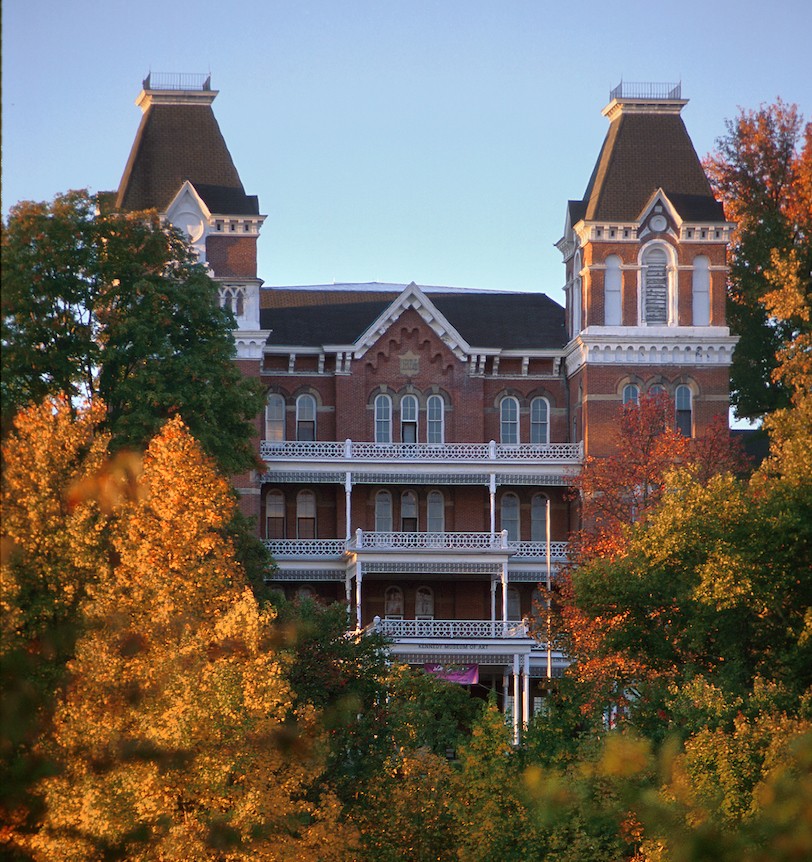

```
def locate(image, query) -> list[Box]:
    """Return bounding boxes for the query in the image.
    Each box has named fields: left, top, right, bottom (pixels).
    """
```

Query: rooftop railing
left=609, top=81, right=682, bottom=101
left=143, top=72, right=212, bottom=91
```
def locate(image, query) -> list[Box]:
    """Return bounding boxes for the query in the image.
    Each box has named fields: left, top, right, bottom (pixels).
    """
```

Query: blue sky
left=3, top=0, right=810, bottom=306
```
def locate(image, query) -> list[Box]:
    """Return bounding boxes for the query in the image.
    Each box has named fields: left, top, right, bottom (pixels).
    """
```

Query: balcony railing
left=264, top=534, right=570, bottom=559
left=260, top=439, right=582, bottom=462
left=609, top=81, right=682, bottom=101
left=374, top=618, right=531, bottom=639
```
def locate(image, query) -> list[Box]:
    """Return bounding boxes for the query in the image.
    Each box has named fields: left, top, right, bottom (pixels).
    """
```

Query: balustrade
left=375, top=618, right=531, bottom=639
left=263, top=539, right=345, bottom=557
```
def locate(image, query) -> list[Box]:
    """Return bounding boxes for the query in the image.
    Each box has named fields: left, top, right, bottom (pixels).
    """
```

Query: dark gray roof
left=576, top=111, right=724, bottom=223
left=115, top=103, right=258, bottom=214
left=259, top=286, right=567, bottom=350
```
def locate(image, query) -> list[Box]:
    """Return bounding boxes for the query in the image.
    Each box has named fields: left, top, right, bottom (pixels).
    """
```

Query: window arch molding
left=638, top=240, right=677, bottom=326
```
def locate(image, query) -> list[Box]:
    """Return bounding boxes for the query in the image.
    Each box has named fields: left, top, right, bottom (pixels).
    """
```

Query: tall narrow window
left=265, top=393, right=285, bottom=442
left=623, top=384, right=639, bottom=406
left=605, top=255, right=622, bottom=326
left=501, top=493, right=520, bottom=542
left=296, top=394, right=316, bottom=441
left=675, top=385, right=693, bottom=437
left=427, top=490, right=445, bottom=533
left=415, top=586, right=434, bottom=620
left=530, top=397, right=549, bottom=444
left=385, top=586, right=403, bottom=619
left=507, top=587, right=521, bottom=620
left=375, top=490, right=393, bottom=532
left=265, top=490, right=285, bottom=539
left=643, top=246, right=669, bottom=324
left=296, top=490, right=316, bottom=539
left=374, top=394, right=392, bottom=443
left=401, top=394, right=418, bottom=443
left=427, top=394, right=444, bottom=444
left=401, top=491, right=418, bottom=532
left=500, top=397, right=520, bottom=444
left=531, top=494, right=549, bottom=543
left=571, top=252, right=582, bottom=336
left=692, top=256, right=711, bottom=326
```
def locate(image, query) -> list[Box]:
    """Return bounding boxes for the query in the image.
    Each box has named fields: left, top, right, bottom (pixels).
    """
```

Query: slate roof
left=259, top=284, right=567, bottom=350
left=576, top=112, right=724, bottom=223
left=115, top=103, right=258, bottom=214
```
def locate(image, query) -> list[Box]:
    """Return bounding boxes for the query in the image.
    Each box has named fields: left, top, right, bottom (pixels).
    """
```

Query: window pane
left=427, top=395, right=444, bottom=444
left=692, top=256, right=711, bottom=326
left=531, top=494, right=548, bottom=542
left=427, top=491, right=444, bottom=532
left=605, top=255, right=622, bottom=326
left=265, top=394, right=285, bottom=442
left=530, top=398, right=549, bottom=444
left=501, top=493, right=520, bottom=542
left=501, top=397, right=519, bottom=444
left=676, top=385, right=692, bottom=437
left=623, top=384, right=639, bottom=406
left=507, top=587, right=521, bottom=619
left=375, top=395, right=392, bottom=443
left=401, top=491, right=418, bottom=532
left=375, top=491, right=393, bottom=532
left=297, top=395, right=316, bottom=441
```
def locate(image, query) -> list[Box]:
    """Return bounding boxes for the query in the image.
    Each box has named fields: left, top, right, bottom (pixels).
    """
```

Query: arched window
left=501, top=493, right=520, bottom=542
left=296, top=394, right=316, bottom=441
left=427, top=394, right=444, bottom=444
left=500, top=396, right=520, bottom=444
left=605, top=255, right=622, bottom=326
left=375, top=490, right=393, bottom=532
left=415, top=586, right=434, bottom=620
left=649, top=384, right=666, bottom=398
left=531, top=494, right=549, bottom=543
left=692, top=256, right=711, bottom=326
left=265, top=393, right=285, bottom=442
left=507, top=587, right=521, bottom=620
left=675, top=385, right=693, bottom=437
left=427, top=490, right=445, bottom=533
left=401, top=491, right=418, bottom=532
left=642, top=246, right=669, bottom=324
left=374, top=394, right=392, bottom=443
left=265, top=490, right=285, bottom=539
left=623, top=384, right=639, bottom=406
left=296, top=490, right=316, bottom=539
left=401, top=394, right=418, bottom=443
left=530, top=397, right=549, bottom=444
left=384, top=586, right=404, bottom=619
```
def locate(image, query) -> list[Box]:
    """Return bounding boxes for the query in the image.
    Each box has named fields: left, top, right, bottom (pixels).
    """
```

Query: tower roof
left=575, top=83, right=724, bottom=223
left=115, top=74, right=259, bottom=215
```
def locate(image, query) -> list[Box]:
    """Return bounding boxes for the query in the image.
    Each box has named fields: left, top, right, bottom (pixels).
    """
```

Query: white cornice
left=564, top=326, right=739, bottom=375
left=234, top=330, right=271, bottom=360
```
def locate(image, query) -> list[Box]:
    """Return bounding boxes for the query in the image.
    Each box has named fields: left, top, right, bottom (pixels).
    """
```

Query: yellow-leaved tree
left=3, top=402, right=355, bottom=861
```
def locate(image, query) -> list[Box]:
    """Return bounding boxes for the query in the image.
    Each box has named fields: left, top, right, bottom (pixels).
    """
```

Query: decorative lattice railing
left=374, top=618, right=531, bottom=639
left=510, top=541, right=569, bottom=561
left=260, top=439, right=582, bottom=462
left=263, top=539, right=345, bottom=557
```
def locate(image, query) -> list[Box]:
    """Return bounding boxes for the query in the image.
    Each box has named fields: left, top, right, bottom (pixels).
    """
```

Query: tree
left=704, top=100, right=812, bottom=420
left=2, top=403, right=355, bottom=860
left=1, top=190, right=265, bottom=475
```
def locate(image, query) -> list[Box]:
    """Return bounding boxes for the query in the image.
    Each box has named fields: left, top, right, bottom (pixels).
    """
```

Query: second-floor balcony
left=260, top=439, right=582, bottom=465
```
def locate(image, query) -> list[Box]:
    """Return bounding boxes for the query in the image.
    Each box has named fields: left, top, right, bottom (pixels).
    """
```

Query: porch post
left=513, top=653, right=520, bottom=745
left=546, top=495, right=553, bottom=680
left=355, top=563, right=363, bottom=630
left=344, top=472, right=352, bottom=542
left=490, top=578, right=497, bottom=623
left=489, top=474, right=496, bottom=536
left=501, top=562, right=508, bottom=622
left=345, top=571, right=352, bottom=617
left=522, top=653, right=530, bottom=729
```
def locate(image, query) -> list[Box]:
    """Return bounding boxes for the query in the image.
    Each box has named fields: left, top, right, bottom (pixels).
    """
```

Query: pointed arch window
left=692, top=256, right=711, bottom=326
left=296, top=394, right=316, bottom=441
left=675, top=385, right=693, bottom=437
left=501, top=493, right=520, bottom=542
left=375, top=490, right=393, bottom=532
left=427, top=394, right=444, bottom=444
left=416, top=586, right=434, bottom=620
left=265, top=393, right=285, bottom=442
left=374, top=394, right=392, bottom=443
left=265, top=490, right=285, bottom=539
left=605, top=255, right=622, bottom=326
left=401, top=394, right=418, bottom=443
left=296, top=490, right=316, bottom=539
left=401, top=491, right=418, bottom=532
left=531, top=494, right=549, bottom=543
left=427, top=490, right=445, bottom=533
left=500, top=397, right=520, bottom=444
left=530, top=397, right=549, bottom=444
left=643, top=246, right=669, bottom=324
left=385, top=586, right=404, bottom=620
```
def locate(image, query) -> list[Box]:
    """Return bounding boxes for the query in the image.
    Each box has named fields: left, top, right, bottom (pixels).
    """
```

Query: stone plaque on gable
left=399, top=350, right=420, bottom=377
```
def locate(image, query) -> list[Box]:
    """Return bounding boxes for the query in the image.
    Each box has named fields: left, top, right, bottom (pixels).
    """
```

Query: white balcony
left=374, top=618, right=531, bottom=640
left=260, top=439, right=582, bottom=464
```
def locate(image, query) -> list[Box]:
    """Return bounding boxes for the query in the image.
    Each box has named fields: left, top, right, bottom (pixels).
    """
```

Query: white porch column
left=355, top=563, right=363, bottom=629
left=344, top=472, right=352, bottom=542
left=489, top=474, right=496, bottom=536
left=490, top=579, right=497, bottom=623
left=345, top=571, right=352, bottom=616
left=522, top=653, right=530, bottom=729
left=512, top=653, right=520, bottom=745
left=546, top=495, right=552, bottom=680
left=501, top=562, right=508, bottom=622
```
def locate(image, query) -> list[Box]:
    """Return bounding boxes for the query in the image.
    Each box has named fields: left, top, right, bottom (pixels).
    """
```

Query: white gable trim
left=353, top=282, right=472, bottom=361
left=637, top=188, right=683, bottom=229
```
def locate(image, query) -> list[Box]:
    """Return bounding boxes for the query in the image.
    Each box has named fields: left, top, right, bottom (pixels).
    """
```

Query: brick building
left=115, top=75, right=736, bottom=735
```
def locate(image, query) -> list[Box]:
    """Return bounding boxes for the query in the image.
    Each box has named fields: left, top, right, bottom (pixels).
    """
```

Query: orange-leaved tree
left=3, top=402, right=355, bottom=861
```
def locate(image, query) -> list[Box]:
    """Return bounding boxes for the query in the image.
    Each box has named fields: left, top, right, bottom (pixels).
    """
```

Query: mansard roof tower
left=557, top=82, right=737, bottom=456
left=115, top=73, right=268, bottom=359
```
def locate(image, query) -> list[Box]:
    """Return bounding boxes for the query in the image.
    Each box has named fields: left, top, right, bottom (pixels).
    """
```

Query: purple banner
left=424, top=663, right=479, bottom=685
